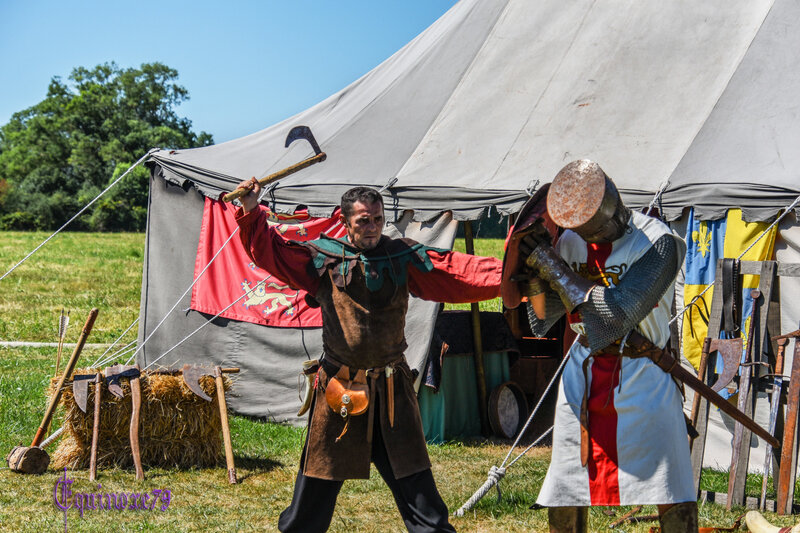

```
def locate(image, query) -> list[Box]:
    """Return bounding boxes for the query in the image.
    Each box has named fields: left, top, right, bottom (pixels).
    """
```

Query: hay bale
left=50, top=368, right=233, bottom=470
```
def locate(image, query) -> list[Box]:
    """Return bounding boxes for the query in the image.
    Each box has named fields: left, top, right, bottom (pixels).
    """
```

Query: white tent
left=143, top=0, right=800, bottom=473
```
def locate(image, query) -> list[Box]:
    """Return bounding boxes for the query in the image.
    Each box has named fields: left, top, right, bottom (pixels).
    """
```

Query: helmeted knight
left=502, top=160, right=697, bottom=533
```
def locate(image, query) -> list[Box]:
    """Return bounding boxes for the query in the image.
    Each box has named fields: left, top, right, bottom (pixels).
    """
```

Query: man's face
left=341, top=200, right=384, bottom=250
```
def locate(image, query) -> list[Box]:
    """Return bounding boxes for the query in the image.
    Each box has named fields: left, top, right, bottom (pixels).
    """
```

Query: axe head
left=708, top=338, right=744, bottom=393
left=72, top=374, right=97, bottom=413
left=103, top=364, right=140, bottom=399
left=285, top=125, right=322, bottom=156
left=182, top=364, right=214, bottom=402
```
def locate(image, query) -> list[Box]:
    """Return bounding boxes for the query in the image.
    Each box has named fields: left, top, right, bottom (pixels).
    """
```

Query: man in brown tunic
left=234, top=178, right=502, bottom=532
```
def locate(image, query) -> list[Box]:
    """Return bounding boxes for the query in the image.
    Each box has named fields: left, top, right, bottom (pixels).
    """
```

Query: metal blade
left=182, top=364, right=214, bottom=402
left=103, top=364, right=140, bottom=399
left=285, top=125, right=322, bottom=155
left=72, top=374, right=95, bottom=413
left=708, top=338, right=744, bottom=392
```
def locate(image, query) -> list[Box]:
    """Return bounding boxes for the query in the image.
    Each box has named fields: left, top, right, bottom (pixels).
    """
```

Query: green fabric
left=419, top=351, right=510, bottom=443
left=308, top=234, right=446, bottom=292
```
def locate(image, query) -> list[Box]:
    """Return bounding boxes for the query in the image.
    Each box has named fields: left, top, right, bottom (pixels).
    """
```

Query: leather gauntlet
left=524, top=244, right=595, bottom=312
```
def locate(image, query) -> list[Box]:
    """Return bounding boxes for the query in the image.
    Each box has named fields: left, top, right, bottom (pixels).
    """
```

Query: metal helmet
left=546, top=160, right=631, bottom=243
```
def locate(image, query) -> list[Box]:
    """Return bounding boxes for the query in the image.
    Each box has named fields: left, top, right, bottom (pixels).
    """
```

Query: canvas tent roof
left=149, top=0, right=799, bottom=224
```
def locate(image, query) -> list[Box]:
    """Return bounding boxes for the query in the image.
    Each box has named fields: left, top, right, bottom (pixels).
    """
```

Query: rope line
left=668, top=192, right=800, bottom=326
left=453, top=427, right=553, bottom=517
left=95, top=341, right=138, bottom=368
left=90, top=317, right=139, bottom=367
left=501, top=351, right=569, bottom=467
left=644, top=178, right=670, bottom=217
left=142, top=273, right=270, bottom=371
left=0, top=149, right=156, bottom=282
left=454, top=350, right=568, bottom=517
left=126, top=225, right=240, bottom=365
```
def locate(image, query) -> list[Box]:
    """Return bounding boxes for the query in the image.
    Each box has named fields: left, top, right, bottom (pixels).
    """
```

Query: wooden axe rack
left=690, top=260, right=800, bottom=515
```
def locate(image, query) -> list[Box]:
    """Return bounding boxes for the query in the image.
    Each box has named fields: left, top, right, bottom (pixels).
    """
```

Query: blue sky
left=0, top=1, right=457, bottom=143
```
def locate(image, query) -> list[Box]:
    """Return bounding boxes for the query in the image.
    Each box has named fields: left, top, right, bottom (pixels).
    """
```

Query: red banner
left=190, top=198, right=346, bottom=327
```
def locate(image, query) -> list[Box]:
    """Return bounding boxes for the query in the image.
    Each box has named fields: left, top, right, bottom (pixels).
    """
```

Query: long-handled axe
left=222, top=125, right=326, bottom=203
left=72, top=371, right=105, bottom=480
left=104, top=364, right=144, bottom=480
left=6, top=309, right=98, bottom=475
left=182, top=364, right=240, bottom=483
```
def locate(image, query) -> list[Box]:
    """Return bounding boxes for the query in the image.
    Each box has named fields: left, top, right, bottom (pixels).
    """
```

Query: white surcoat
left=536, top=211, right=694, bottom=507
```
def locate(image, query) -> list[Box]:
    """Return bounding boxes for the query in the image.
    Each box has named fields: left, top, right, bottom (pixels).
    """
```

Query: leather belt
left=322, top=354, right=406, bottom=445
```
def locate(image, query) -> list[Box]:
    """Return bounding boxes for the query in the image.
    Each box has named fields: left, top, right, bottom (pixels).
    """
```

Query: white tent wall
left=663, top=0, right=800, bottom=222
left=139, top=0, right=800, bottom=474
left=136, top=175, right=457, bottom=422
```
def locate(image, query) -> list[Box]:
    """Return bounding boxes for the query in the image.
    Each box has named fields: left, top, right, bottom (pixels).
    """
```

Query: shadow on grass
left=234, top=454, right=284, bottom=482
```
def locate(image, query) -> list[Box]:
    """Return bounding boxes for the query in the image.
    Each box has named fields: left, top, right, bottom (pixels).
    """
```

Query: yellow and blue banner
left=682, top=208, right=776, bottom=370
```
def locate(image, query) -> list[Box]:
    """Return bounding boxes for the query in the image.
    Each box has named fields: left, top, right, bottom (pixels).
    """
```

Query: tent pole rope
left=95, top=339, right=138, bottom=368
left=453, top=348, right=569, bottom=518
left=0, top=149, right=157, bottom=283
left=90, top=317, right=139, bottom=367
left=125, top=225, right=240, bottom=365
left=453, top=427, right=553, bottom=517
left=645, top=177, right=670, bottom=217
left=668, top=192, right=800, bottom=327
left=142, top=273, right=271, bottom=371
left=500, top=348, right=569, bottom=466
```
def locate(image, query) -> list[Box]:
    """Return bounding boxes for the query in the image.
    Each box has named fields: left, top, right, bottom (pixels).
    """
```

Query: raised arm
left=408, top=249, right=502, bottom=304
left=233, top=178, right=319, bottom=294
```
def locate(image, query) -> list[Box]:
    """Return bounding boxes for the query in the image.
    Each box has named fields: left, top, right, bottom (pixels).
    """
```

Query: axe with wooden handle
left=182, top=364, right=239, bottom=484
left=222, top=125, right=326, bottom=203
left=89, top=373, right=102, bottom=481
left=103, top=364, right=143, bottom=480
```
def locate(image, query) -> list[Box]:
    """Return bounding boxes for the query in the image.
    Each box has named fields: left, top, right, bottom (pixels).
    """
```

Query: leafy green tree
left=0, top=62, right=213, bottom=231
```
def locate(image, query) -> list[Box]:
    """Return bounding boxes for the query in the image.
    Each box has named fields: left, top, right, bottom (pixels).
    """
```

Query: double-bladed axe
left=222, top=125, right=326, bottom=203
left=182, top=364, right=240, bottom=484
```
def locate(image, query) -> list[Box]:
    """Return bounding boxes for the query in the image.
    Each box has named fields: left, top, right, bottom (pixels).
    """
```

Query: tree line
left=0, top=62, right=213, bottom=231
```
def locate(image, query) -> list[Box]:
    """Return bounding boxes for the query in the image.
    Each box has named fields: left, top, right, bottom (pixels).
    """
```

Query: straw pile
left=50, top=368, right=233, bottom=470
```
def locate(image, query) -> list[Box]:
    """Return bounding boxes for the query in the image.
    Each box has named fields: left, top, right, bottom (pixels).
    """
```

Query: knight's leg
left=548, top=506, right=588, bottom=533
left=657, top=502, right=699, bottom=533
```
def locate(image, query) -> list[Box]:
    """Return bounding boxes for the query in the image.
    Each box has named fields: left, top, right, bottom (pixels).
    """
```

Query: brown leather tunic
left=302, top=236, right=432, bottom=480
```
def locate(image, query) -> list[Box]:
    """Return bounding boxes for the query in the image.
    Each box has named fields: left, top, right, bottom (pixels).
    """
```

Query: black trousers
left=278, top=414, right=456, bottom=533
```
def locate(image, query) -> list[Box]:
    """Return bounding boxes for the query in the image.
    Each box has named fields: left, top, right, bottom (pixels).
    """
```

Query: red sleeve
left=408, top=249, right=502, bottom=303
left=234, top=206, right=320, bottom=295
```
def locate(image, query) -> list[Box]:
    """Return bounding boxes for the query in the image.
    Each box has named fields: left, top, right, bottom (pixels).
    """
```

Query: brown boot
left=548, top=506, right=588, bottom=533
left=658, top=501, right=698, bottom=533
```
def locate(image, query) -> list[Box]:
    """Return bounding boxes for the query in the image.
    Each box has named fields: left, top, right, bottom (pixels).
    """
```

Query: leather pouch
left=325, top=367, right=369, bottom=419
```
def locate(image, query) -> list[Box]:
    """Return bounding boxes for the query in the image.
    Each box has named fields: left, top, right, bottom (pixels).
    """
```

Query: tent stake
left=464, top=220, right=489, bottom=436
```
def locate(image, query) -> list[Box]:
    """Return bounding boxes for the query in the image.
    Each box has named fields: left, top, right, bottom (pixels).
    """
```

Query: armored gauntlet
left=522, top=236, right=595, bottom=312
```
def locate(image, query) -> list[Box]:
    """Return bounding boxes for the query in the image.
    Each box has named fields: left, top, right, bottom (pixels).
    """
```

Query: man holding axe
left=505, top=160, right=697, bottom=532
left=233, top=175, right=502, bottom=531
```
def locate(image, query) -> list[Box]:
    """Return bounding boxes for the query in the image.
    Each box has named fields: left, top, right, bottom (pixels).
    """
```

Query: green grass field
left=0, top=231, right=797, bottom=531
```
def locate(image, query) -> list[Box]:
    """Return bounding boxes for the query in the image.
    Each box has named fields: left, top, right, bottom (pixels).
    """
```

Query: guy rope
left=453, top=351, right=568, bottom=516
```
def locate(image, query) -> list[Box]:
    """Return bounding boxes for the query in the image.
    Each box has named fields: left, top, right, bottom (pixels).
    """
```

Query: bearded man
left=234, top=178, right=502, bottom=532
left=515, top=160, right=696, bottom=532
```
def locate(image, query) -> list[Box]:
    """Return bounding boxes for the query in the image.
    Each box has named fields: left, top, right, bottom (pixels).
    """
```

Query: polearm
left=222, top=125, right=326, bottom=203
left=625, top=331, right=780, bottom=449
